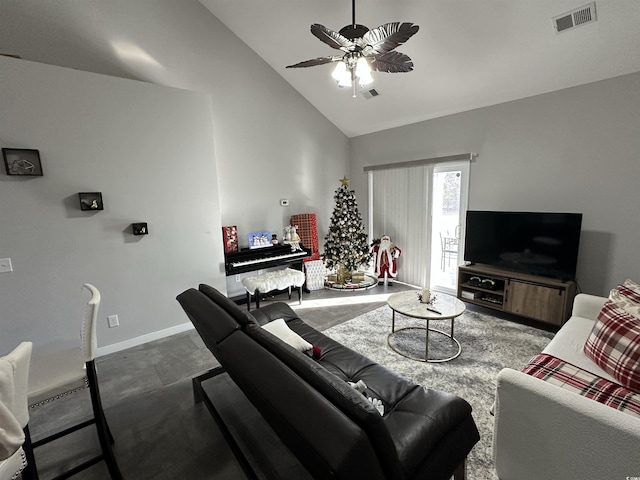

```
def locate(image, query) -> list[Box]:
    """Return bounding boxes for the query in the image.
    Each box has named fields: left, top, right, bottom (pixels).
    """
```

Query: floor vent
left=360, top=88, right=380, bottom=100
left=552, top=2, right=597, bottom=33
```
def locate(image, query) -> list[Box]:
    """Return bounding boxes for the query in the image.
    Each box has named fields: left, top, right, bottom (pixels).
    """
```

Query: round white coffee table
left=387, top=290, right=466, bottom=362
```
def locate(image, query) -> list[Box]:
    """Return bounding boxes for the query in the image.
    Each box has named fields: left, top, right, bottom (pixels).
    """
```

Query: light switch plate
left=0, top=258, right=13, bottom=273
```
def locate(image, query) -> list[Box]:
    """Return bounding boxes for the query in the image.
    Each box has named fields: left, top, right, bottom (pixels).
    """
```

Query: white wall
left=0, top=57, right=224, bottom=354
left=350, top=72, right=640, bottom=296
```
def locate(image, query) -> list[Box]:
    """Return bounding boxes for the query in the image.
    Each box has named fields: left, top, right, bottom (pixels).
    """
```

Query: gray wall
left=0, top=0, right=350, bottom=353
left=0, top=57, right=223, bottom=354
left=350, top=72, right=640, bottom=296
left=0, top=0, right=349, bottom=245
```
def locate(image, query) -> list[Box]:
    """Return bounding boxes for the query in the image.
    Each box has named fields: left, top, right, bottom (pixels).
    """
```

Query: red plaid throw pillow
left=584, top=300, right=640, bottom=393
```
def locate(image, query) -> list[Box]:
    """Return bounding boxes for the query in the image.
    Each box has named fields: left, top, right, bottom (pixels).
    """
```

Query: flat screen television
left=464, top=211, right=582, bottom=281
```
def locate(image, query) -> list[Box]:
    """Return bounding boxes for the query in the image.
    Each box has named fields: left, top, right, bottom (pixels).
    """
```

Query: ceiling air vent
left=360, top=88, right=380, bottom=100
left=552, top=2, right=597, bottom=33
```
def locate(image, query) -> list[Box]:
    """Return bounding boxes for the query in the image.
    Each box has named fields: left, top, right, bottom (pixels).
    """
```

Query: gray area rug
left=324, top=305, right=555, bottom=480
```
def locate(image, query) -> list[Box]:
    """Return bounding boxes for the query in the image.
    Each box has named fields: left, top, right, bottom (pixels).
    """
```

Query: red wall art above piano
left=222, top=225, right=238, bottom=254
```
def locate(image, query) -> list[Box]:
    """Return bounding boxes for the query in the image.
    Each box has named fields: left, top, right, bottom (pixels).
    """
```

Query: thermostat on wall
left=280, top=199, right=289, bottom=207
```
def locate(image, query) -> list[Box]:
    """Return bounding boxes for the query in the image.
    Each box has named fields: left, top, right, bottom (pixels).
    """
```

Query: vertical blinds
left=370, top=164, right=430, bottom=287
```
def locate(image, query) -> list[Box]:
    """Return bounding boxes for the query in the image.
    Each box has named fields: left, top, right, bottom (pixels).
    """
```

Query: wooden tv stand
left=457, top=264, right=577, bottom=326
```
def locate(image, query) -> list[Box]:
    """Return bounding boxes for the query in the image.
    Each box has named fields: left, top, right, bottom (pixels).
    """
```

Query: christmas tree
left=322, top=176, right=372, bottom=274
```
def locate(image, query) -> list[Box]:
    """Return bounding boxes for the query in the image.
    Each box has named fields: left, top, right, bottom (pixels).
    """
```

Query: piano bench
left=241, top=268, right=306, bottom=311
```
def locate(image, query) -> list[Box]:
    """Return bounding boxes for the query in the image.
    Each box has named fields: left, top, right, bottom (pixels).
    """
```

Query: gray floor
left=28, top=282, right=415, bottom=479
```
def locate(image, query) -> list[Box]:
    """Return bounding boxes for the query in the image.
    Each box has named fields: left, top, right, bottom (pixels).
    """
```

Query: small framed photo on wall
left=2, top=148, right=43, bottom=176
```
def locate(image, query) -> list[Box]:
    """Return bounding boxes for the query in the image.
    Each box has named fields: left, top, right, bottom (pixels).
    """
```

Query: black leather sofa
left=177, top=284, right=480, bottom=480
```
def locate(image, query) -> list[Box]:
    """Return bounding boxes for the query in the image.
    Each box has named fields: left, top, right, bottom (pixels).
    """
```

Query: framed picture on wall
left=247, top=231, right=273, bottom=249
left=222, top=225, right=239, bottom=253
left=2, top=148, right=43, bottom=176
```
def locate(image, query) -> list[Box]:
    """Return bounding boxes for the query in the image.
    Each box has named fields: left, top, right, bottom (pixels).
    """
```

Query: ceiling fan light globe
left=338, top=75, right=352, bottom=88
left=358, top=71, right=374, bottom=86
left=331, top=61, right=347, bottom=81
left=355, top=56, right=371, bottom=77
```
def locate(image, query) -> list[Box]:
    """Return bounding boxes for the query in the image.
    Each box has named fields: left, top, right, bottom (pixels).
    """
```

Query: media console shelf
left=457, top=264, right=577, bottom=326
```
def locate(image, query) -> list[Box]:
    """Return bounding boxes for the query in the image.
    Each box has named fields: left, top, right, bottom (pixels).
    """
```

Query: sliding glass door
left=430, top=161, right=470, bottom=293
left=368, top=160, right=469, bottom=292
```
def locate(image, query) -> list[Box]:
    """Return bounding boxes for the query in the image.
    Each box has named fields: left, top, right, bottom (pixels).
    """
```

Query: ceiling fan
left=286, top=0, right=419, bottom=97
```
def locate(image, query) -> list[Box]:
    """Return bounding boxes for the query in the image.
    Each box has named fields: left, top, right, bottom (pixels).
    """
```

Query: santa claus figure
left=371, top=235, right=402, bottom=286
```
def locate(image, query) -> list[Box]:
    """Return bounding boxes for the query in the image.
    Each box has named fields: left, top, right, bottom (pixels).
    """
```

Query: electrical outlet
left=235, top=274, right=241, bottom=283
left=107, top=314, right=119, bottom=328
left=0, top=258, right=13, bottom=273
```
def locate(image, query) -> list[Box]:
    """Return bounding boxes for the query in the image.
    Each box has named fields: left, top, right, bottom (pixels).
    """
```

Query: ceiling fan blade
left=311, top=24, right=354, bottom=52
left=370, top=51, right=414, bottom=73
left=286, top=56, right=340, bottom=68
left=359, top=22, right=419, bottom=55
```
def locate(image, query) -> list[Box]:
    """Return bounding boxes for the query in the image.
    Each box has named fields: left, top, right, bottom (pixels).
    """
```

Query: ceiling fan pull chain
left=351, top=68, right=357, bottom=98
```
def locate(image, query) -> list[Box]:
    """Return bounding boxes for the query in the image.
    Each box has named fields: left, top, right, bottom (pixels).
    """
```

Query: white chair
left=440, top=231, right=459, bottom=270
left=0, top=342, right=32, bottom=480
left=27, top=284, right=122, bottom=479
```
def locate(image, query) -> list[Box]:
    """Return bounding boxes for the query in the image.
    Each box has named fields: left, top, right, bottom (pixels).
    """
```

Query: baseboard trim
left=96, top=322, right=195, bottom=357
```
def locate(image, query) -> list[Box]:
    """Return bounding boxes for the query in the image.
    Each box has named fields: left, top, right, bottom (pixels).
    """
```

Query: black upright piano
left=225, top=243, right=311, bottom=276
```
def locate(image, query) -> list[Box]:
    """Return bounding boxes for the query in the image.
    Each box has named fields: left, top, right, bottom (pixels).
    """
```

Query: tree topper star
left=340, top=176, right=350, bottom=186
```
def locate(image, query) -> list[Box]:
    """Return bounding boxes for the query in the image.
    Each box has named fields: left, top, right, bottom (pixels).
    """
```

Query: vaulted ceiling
left=201, top=0, right=640, bottom=136
left=2, top=1, right=640, bottom=138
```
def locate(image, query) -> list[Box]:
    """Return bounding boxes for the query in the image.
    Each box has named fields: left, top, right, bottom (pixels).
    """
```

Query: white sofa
left=492, top=293, right=640, bottom=480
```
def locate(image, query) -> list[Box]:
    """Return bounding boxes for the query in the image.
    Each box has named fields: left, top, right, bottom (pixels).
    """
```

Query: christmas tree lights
left=322, top=177, right=372, bottom=274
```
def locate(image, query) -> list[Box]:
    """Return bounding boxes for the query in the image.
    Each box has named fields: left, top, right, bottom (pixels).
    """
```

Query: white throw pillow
left=624, top=278, right=640, bottom=294
left=262, top=318, right=312, bottom=352
left=610, top=288, right=640, bottom=317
